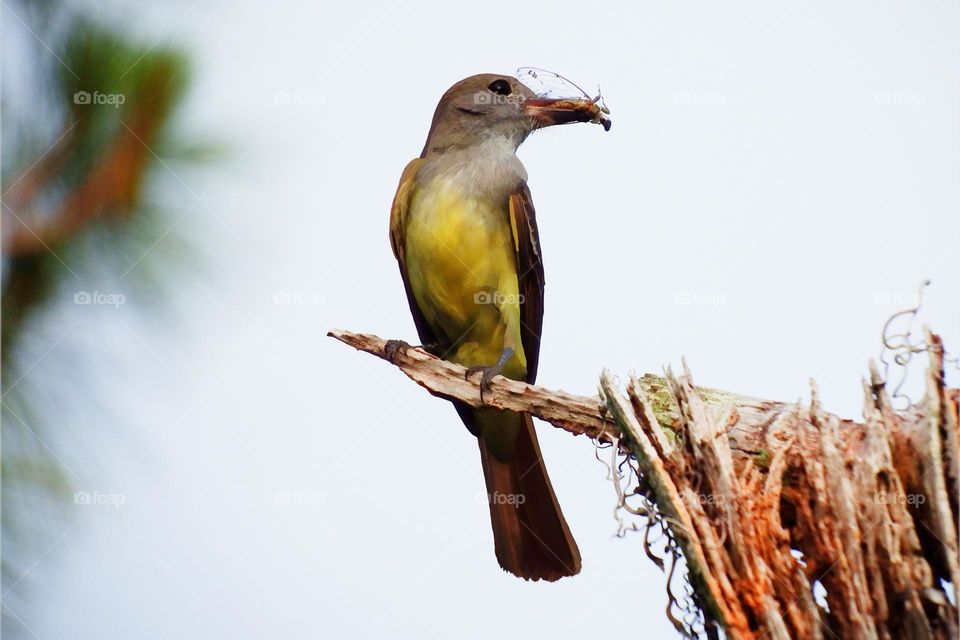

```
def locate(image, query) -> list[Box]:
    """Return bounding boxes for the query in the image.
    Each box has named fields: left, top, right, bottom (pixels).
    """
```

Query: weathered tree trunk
left=330, top=329, right=958, bottom=640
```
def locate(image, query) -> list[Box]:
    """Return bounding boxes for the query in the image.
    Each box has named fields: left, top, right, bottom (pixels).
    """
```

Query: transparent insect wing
left=516, top=67, right=594, bottom=100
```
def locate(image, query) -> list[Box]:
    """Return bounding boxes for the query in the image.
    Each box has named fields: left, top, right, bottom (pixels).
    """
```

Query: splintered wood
left=330, top=328, right=958, bottom=640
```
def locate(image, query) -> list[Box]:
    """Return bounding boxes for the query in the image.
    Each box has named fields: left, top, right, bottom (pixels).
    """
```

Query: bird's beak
left=524, top=97, right=612, bottom=131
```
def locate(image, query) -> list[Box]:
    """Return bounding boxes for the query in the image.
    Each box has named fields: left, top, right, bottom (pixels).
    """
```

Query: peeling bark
left=330, top=328, right=958, bottom=639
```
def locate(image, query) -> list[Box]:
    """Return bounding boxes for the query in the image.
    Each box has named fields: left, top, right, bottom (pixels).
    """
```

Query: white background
left=7, top=1, right=959, bottom=638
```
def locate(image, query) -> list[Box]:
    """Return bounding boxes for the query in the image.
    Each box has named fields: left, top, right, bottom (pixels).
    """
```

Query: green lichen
left=754, top=448, right=772, bottom=471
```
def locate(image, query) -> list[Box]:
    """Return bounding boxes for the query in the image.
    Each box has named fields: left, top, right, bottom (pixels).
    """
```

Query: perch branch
left=327, top=329, right=616, bottom=444
left=330, top=328, right=958, bottom=640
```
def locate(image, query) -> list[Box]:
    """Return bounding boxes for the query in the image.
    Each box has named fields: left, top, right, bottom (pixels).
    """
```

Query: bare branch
left=328, top=329, right=616, bottom=443
left=330, top=327, right=959, bottom=640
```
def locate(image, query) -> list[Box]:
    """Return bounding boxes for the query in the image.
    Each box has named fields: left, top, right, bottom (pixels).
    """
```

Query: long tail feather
left=478, top=412, right=581, bottom=581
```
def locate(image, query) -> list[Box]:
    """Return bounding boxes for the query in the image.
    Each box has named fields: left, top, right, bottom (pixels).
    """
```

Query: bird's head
left=421, top=73, right=611, bottom=156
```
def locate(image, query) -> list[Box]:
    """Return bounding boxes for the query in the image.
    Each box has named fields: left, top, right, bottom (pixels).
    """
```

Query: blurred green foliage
left=2, top=3, right=206, bottom=635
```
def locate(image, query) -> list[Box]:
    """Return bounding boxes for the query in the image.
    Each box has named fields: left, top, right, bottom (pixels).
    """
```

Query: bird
left=387, top=73, right=610, bottom=581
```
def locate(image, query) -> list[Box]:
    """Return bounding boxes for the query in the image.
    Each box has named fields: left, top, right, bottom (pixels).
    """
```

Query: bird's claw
left=465, top=347, right=512, bottom=403
left=464, top=347, right=514, bottom=402
left=465, top=364, right=502, bottom=402
left=384, top=339, right=411, bottom=363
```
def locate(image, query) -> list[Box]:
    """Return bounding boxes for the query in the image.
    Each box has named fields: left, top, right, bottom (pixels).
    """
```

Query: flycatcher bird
left=387, top=73, right=610, bottom=581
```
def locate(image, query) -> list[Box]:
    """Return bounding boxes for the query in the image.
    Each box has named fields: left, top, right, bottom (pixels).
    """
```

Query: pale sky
left=10, top=1, right=959, bottom=638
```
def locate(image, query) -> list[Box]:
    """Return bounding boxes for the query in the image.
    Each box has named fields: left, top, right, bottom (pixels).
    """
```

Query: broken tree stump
left=330, top=328, right=958, bottom=639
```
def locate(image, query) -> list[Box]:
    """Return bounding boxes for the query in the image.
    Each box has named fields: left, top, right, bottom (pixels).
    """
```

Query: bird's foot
left=385, top=339, right=441, bottom=363
left=384, top=339, right=411, bottom=363
left=464, top=347, right=514, bottom=402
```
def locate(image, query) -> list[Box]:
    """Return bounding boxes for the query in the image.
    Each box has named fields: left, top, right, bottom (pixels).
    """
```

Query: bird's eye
left=488, top=79, right=512, bottom=96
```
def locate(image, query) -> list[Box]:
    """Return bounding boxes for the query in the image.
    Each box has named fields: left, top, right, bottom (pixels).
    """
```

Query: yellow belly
left=404, top=179, right=526, bottom=377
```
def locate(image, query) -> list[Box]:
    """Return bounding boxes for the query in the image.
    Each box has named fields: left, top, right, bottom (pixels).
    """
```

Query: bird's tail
left=477, top=411, right=581, bottom=581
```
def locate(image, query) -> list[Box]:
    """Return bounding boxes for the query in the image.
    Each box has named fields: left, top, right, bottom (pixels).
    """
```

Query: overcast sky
left=11, top=0, right=959, bottom=638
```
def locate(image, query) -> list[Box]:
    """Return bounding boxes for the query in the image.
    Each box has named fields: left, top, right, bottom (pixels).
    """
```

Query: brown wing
left=389, top=158, right=438, bottom=348
left=508, top=182, right=545, bottom=384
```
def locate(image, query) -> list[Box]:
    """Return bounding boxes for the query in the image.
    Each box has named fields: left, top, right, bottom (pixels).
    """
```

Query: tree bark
left=329, top=328, right=958, bottom=640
